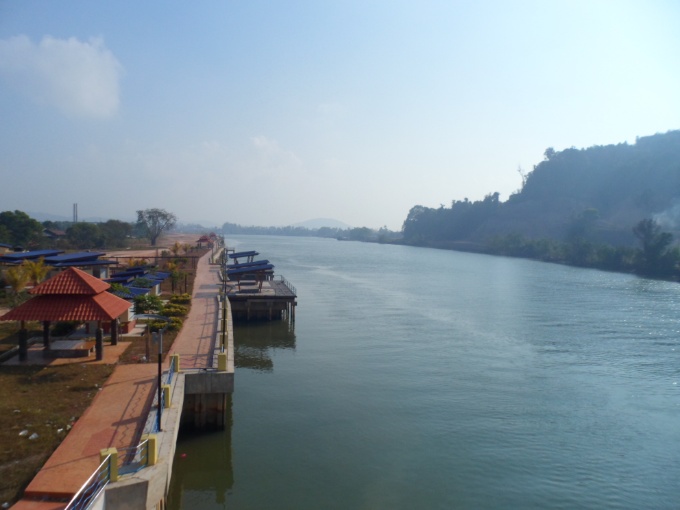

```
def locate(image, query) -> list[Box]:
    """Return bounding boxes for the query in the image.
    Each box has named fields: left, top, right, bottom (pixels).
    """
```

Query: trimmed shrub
left=169, top=293, right=191, bottom=305
left=134, top=294, right=163, bottom=314
left=147, top=320, right=167, bottom=333
left=162, top=303, right=188, bottom=317
left=168, top=317, right=183, bottom=331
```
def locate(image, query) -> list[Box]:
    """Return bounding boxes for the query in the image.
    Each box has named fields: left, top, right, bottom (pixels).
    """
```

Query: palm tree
left=164, top=261, right=180, bottom=293
left=170, top=241, right=182, bottom=257
left=129, top=258, right=148, bottom=267
left=21, top=258, right=52, bottom=287
left=5, top=266, right=31, bottom=307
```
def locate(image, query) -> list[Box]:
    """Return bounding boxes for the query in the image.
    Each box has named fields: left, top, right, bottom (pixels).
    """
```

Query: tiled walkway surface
left=168, top=253, right=221, bottom=369
left=22, top=364, right=157, bottom=500
left=11, top=250, right=220, bottom=509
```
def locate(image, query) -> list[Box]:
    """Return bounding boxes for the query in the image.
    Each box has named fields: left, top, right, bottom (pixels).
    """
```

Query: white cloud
left=0, top=35, right=123, bottom=118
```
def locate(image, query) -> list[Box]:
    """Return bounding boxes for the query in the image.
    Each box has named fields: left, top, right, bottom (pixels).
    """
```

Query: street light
left=152, top=328, right=165, bottom=432
left=221, top=264, right=228, bottom=353
left=137, top=314, right=171, bottom=432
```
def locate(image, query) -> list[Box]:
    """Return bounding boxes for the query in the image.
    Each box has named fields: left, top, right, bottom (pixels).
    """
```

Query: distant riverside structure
left=222, top=249, right=297, bottom=321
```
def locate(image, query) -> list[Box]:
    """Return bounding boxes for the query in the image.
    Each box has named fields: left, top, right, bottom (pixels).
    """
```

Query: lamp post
left=221, top=264, right=228, bottom=352
left=152, top=328, right=165, bottom=431
left=137, top=314, right=171, bottom=432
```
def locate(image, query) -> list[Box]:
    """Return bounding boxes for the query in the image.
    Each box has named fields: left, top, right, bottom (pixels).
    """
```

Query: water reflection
left=234, top=319, right=296, bottom=372
left=167, top=395, right=233, bottom=509
left=168, top=320, right=295, bottom=508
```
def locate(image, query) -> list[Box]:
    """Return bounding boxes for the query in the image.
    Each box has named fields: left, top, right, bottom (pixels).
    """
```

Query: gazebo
left=0, top=267, right=132, bottom=361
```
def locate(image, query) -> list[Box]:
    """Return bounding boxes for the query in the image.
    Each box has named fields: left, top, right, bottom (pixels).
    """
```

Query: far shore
left=104, top=232, right=205, bottom=258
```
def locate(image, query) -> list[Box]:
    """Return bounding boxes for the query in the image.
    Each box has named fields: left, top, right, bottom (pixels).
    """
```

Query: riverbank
left=0, top=233, right=208, bottom=507
left=386, top=234, right=679, bottom=282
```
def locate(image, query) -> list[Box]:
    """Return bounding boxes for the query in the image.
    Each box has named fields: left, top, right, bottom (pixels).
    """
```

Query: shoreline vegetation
left=227, top=219, right=680, bottom=284
left=392, top=221, right=679, bottom=282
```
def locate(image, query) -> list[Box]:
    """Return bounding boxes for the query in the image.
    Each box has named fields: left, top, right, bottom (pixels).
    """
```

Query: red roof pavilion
left=0, top=268, right=132, bottom=362
left=0, top=267, right=131, bottom=322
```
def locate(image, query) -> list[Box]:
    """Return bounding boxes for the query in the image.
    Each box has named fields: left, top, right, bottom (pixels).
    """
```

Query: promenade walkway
left=168, top=251, right=223, bottom=369
left=11, top=250, right=221, bottom=510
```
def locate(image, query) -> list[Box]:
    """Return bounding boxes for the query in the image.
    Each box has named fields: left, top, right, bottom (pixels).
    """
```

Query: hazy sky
left=1, top=1, right=678, bottom=230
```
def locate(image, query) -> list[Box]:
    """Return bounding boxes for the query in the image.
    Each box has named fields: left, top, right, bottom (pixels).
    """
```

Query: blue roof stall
left=226, top=263, right=274, bottom=276
left=0, top=250, right=63, bottom=263
left=105, top=275, right=135, bottom=284
left=226, top=262, right=274, bottom=291
left=228, top=251, right=259, bottom=259
left=44, top=252, right=106, bottom=262
left=0, top=250, right=119, bottom=271
left=107, top=268, right=169, bottom=298
left=111, top=267, right=148, bottom=278
left=226, top=259, right=270, bottom=269
left=111, top=286, right=151, bottom=299
left=132, top=272, right=169, bottom=283
left=129, top=277, right=159, bottom=288
left=42, top=252, right=118, bottom=267
left=228, top=251, right=259, bottom=264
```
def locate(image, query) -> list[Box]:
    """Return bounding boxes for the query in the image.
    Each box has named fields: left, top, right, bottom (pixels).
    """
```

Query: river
left=168, top=235, right=680, bottom=509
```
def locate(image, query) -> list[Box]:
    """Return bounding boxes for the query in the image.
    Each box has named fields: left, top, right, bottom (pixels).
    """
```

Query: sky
left=0, top=1, right=679, bottom=230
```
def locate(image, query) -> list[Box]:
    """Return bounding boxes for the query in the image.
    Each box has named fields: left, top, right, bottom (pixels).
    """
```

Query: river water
left=168, top=235, right=680, bottom=509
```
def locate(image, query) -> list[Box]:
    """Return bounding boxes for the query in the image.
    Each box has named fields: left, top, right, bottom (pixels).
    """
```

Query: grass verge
left=0, top=363, right=114, bottom=505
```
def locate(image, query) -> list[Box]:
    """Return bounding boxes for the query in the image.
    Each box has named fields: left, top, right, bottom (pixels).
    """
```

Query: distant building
left=43, top=228, right=67, bottom=241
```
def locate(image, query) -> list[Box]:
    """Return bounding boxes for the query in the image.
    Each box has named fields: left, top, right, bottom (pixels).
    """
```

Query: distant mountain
left=290, top=218, right=352, bottom=229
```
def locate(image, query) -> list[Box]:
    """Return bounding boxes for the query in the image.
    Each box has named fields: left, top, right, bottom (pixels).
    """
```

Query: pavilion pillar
left=96, top=324, right=104, bottom=361
left=42, top=321, right=51, bottom=350
left=111, top=319, right=119, bottom=346
left=19, top=322, right=28, bottom=362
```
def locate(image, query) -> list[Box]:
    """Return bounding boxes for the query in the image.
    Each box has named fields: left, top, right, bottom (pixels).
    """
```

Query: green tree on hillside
left=632, top=218, right=677, bottom=277
left=402, top=193, right=501, bottom=245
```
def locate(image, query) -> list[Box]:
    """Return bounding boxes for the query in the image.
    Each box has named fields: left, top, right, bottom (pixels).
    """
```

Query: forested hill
left=402, top=130, right=680, bottom=249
